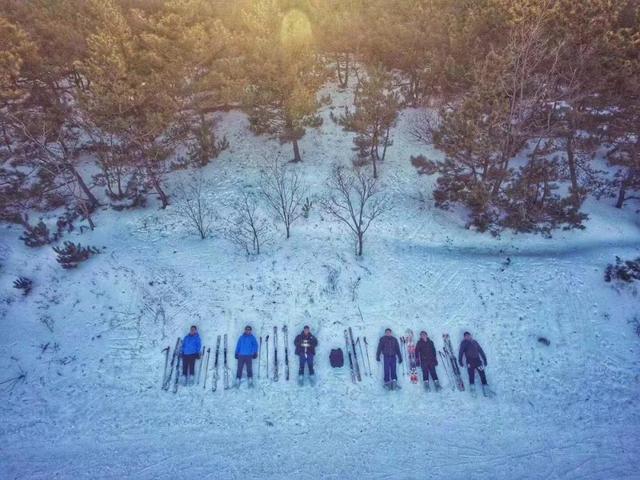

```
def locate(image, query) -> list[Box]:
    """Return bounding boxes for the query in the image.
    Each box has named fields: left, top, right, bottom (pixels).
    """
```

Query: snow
left=1, top=83, right=639, bottom=479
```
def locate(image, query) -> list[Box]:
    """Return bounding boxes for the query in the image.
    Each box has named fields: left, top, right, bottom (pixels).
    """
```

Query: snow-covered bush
left=174, top=174, right=215, bottom=239
left=20, top=218, right=52, bottom=247
left=604, top=256, right=640, bottom=283
left=259, top=159, right=305, bottom=239
left=52, top=242, right=100, bottom=269
left=13, top=277, right=32, bottom=295
left=321, top=165, right=390, bottom=256
left=221, top=189, right=270, bottom=255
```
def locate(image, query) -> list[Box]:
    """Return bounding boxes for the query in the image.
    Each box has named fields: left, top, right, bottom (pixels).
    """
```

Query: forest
left=1, top=0, right=639, bottom=238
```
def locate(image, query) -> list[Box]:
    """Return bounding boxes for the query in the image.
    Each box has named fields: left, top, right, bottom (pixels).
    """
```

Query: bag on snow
left=329, top=348, right=344, bottom=368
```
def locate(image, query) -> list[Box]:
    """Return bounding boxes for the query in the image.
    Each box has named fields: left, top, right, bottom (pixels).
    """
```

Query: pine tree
left=241, top=0, right=326, bottom=162
left=339, top=66, right=399, bottom=178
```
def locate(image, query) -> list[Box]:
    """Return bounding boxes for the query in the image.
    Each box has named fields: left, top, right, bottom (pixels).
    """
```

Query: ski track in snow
left=1, top=85, right=640, bottom=479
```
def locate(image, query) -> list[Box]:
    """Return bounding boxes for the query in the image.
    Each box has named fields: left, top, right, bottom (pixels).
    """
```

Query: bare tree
left=321, top=165, right=389, bottom=256
left=259, top=158, right=305, bottom=239
left=174, top=174, right=215, bottom=239
left=222, top=189, right=270, bottom=255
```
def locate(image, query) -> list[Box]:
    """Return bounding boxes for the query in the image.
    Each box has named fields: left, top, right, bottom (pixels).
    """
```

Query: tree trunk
left=565, top=115, right=581, bottom=209
left=69, top=164, right=99, bottom=207
left=615, top=181, right=626, bottom=209
left=357, top=233, right=363, bottom=256
left=151, top=175, right=169, bottom=209
left=292, top=139, right=302, bottom=163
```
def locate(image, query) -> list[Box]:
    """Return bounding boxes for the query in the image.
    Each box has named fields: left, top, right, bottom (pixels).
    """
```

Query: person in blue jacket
left=182, top=325, right=202, bottom=384
left=235, top=325, right=259, bottom=387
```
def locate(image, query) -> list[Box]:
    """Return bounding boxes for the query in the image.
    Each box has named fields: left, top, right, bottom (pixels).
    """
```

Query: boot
left=308, top=374, right=316, bottom=386
left=383, top=381, right=392, bottom=390
left=234, top=378, right=241, bottom=388
left=248, top=378, right=254, bottom=388
left=482, top=384, right=494, bottom=397
left=392, top=380, right=401, bottom=390
left=434, top=379, right=442, bottom=391
left=423, top=380, right=431, bottom=392
left=469, top=383, right=476, bottom=396
left=298, top=374, right=304, bottom=386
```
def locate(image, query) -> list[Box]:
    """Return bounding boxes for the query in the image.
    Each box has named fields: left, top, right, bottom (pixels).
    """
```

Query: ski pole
left=356, top=338, right=367, bottom=376
left=265, top=334, right=270, bottom=380
left=202, top=347, right=211, bottom=389
left=196, top=346, right=205, bottom=385
left=363, top=337, right=372, bottom=376
left=258, top=336, right=262, bottom=379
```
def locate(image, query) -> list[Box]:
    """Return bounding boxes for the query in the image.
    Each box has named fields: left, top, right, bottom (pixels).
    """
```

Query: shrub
left=52, top=242, right=100, bottom=269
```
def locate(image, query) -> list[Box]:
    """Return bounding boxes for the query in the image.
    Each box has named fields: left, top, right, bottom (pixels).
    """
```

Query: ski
left=161, top=345, right=170, bottom=389
left=363, top=336, right=372, bottom=377
left=406, top=329, right=418, bottom=384
left=202, top=347, right=211, bottom=389
left=162, top=337, right=180, bottom=390
left=443, top=333, right=465, bottom=391
left=173, top=338, right=183, bottom=393
left=283, top=325, right=289, bottom=381
left=344, top=330, right=356, bottom=383
left=258, top=336, right=262, bottom=379
left=223, top=333, right=231, bottom=390
left=196, top=345, right=206, bottom=385
left=211, top=335, right=221, bottom=392
left=273, top=326, right=279, bottom=382
left=348, top=327, right=362, bottom=382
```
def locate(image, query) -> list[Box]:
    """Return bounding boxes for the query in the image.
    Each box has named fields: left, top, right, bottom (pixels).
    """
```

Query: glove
left=459, top=361, right=464, bottom=367
left=483, top=362, right=487, bottom=367
left=234, top=354, right=239, bottom=360
left=197, top=354, right=201, bottom=360
left=376, top=357, right=380, bottom=362
left=253, top=354, right=257, bottom=359
left=398, top=359, right=403, bottom=364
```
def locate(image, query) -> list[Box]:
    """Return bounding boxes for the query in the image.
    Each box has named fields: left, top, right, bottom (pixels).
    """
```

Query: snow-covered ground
left=1, top=85, right=639, bottom=479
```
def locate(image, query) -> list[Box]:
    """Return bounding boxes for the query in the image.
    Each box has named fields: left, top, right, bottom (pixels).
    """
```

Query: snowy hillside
left=1, top=84, right=640, bottom=480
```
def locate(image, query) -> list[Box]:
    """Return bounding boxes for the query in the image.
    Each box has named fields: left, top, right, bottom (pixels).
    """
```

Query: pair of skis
left=265, top=326, right=289, bottom=382
left=161, top=337, right=181, bottom=392
left=160, top=337, right=184, bottom=393
left=441, top=333, right=465, bottom=391
left=405, top=330, right=418, bottom=384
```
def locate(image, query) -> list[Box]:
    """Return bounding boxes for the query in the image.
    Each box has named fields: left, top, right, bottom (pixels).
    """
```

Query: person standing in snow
left=458, top=331, right=490, bottom=393
left=182, top=325, right=202, bottom=385
left=376, top=328, right=402, bottom=390
left=415, top=331, right=441, bottom=391
left=294, top=325, right=318, bottom=385
left=235, top=325, right=259, bottom=387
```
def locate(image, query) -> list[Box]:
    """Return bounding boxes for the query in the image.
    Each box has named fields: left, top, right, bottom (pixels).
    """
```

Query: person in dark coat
left=376, top=328, right=402, bottom=390
left=415, top=331, right=441, bottom=391
left=182, top=325, right=202, bottom=385
left=235, top=325, right=259, bottom=387
left=294, top=325, right=318, bottom=384
left=458, top=331, right=488, bottom=390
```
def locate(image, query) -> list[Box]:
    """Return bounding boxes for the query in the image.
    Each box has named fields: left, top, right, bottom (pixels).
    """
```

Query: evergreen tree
left=241, top=0, right=326, bottom=162
left=340, top=66, right=399, bottom=178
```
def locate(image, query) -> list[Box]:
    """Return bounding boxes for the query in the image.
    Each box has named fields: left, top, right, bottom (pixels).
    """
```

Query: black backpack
left=329, top=348, right=344, bottom=368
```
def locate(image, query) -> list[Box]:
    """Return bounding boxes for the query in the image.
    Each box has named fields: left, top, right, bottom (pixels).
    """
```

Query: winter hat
left=420, top=331, right=427, bottom=336
left=303, top=325, right=310, bottom=330
left=463, top=331, right=471, bottom=336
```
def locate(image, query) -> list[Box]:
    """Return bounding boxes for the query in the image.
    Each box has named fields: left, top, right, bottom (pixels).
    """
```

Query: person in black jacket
left=376, top=328, right=402, bottom=390
left=415, top=331, right=441, bottom=391
left=294, top=325, right=318, bottom=385
left=458, top=331, right=489, bottom=391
